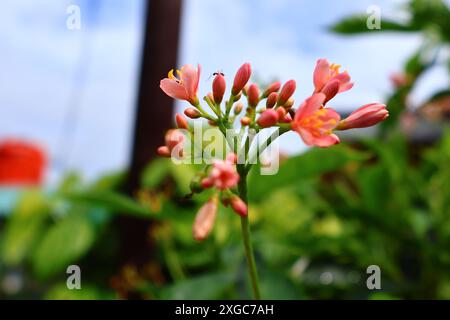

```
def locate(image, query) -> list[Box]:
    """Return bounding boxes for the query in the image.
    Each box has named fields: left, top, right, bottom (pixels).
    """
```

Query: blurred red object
left=0, top=139, right=47, bottom=186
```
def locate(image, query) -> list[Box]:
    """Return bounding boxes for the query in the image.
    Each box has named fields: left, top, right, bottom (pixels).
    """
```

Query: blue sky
left=0, top=0, right=448, bottom=184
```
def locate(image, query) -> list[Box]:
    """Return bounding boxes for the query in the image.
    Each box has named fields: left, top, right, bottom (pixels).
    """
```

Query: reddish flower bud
left=277, top=80, right=296, bottom=106
left=337, top=103, right=389, bottom=130
left=321, top=79, right=340, bottom=104
left=241, top=116, right=251, bottom=126
left=230, top=196, right=247, bottom=217
left=234, top=102, right=244, bottom=115
left=232, top=63, right=251, bottom=95
left=157, top=146, right=171, bottom=157
left=165, top=129, right=185, bottom=150
left=212, top=73, right=226, bottom=104
left=247, top=84, right=260, bottom=107
left=276, top=107, right=286, bottom=119
left=184, top=108, right=201, bottom=119
left=193, top=196, right=218, bottom=241
left=262, top=81, right=281, bottom=98
left=257, top=109, right=279, bottom=128
left=175, top=113, right=189, bottom=129
left=266, top=92, right=278, bottom=108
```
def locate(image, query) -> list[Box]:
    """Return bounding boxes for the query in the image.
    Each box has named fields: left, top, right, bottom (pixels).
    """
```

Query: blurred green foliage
left=2, top=128, right=450, bottom=299
left=1, top=0, right=450, bottom=300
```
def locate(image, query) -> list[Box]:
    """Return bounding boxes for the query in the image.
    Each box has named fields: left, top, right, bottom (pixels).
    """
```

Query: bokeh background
left=0, top=0, right=449, bottom=299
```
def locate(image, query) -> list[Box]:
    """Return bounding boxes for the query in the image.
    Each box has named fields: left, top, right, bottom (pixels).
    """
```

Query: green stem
left=237, top=173, right=261, bottom=300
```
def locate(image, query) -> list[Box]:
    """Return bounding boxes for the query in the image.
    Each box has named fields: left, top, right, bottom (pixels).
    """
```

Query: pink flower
left=193, top=196, right=218, bottom=241
left=337, top=103, right=389, bottom=130
left=202, top=153, right=239, bottom=190
left=160, top=64, right=201, bottom=105
left=291, top=93, right=340, bottom=147
left=313, top=59, right=353, bottom=96
left=390, top=72, right=409, bottom=87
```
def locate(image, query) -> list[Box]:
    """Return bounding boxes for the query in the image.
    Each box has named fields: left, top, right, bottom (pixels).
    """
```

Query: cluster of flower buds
left=158, top=59, right=389, bottom=241
left=188, top=153, right=247, bottom=241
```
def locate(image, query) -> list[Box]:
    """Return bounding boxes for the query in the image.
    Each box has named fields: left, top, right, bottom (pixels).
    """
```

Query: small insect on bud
left=230, top=196, right=248, bottom=217
left=208, top=120, right=218, bottom=126
left=193, top=196, right=218, bottom=241
left=212, top=73, right=226, bottom=104
left=247, top=84, right=260, bottom=108
left=257, top=109, right=279, bottom=128
left=283, top=98, right=294, bottom=110
left=234, top=102, right=244, bottom=115
left=262, top=81, right=281, bottom=98
left=277, top=80, right=296, bottom=106
left=184, top=108, right=201, bottom=119
left=266, top=92, right=278, bottom=108
left=241, top=116, right=251, bottom=126
left=232, top=63, right=251, bottom=95
left=175, top=113, right=189, bottom=129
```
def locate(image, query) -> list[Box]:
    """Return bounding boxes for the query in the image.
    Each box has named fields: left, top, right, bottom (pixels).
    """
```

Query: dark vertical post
left=119, top=0, right=182, bottom=268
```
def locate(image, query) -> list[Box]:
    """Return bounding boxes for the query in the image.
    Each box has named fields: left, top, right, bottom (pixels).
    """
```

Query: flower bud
left=206, top=92, right=214, bottom=104
left=266, top=92, right=278, bottom=109
left=276, top=107, right=286, bottom=119
left=233, top=91, right=242, bottom=102
left=201, top=177, right=214, bottom=189
left=283, top=98, right=294, bottom=110
left=230, top=196, right=247, bottom=217
left=241, top=116, right=251, bottom=126
left=277, top=80, right=296, bottom=106
left=165, top=129, right=184, bottom=150
left=247, top=84, right=260, bottom=108
left=157, top=146, right=171, bottom=157
left=184, top=108, right=201, bottom=119
left=337, top=103, right=389, bottom=130
left=175, top=113, right=189, bottom=129
left=257, top=109, right=278, bottom=128
left=234, top=102, right=243, bottom=115
left=262, top=81, right=281, bottom=98
left=321, top=79, right=340, bottom=104
left=212, top=73, right=226, bottom=104
left=193, top=196, right=218, bottom=241
left=232, top=63, right=251, bottom=95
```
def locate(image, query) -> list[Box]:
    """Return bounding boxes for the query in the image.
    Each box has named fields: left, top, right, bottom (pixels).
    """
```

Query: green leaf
left=1, top=191, right=50, bottom=266
left=61, top=189, right=151, bottom=218
left=32, top=213, right=96, bottom=279
left=160, top=272, right=236, bottom=299
left=141, top=158, right=171, bottom=188
left=249, top=145, right=369, bottom=202
left=330, top=15, right=414, bottom=34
